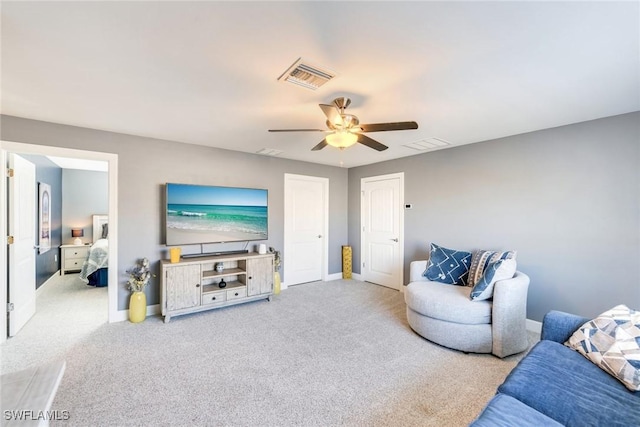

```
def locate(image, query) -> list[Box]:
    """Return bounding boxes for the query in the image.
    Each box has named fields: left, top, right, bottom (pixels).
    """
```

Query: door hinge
left=363, top=262, right=365, bottom=268
left=7, top=236, right=14, bottom=245
left=7, top=303, right=14, bottom=313
left=7, top=168, right=14, bottom=178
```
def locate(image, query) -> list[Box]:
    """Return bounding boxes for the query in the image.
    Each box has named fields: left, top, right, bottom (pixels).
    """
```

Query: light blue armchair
left=404, top=260, right=530, bottom=358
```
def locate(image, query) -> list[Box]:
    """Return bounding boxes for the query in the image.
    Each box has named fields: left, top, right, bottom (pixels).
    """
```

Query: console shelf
left=160, top=252, right=274, bottom=323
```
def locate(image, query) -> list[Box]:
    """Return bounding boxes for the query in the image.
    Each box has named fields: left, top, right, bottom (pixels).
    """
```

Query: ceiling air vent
left=277, top=57, right=336, bottom=90
left=256, top=148, right=283, bottom=157
left=403, top=137, right=451, bottom=151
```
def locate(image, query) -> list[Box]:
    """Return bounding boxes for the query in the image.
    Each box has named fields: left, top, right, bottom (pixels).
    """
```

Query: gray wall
left=62, top=169, right=108, bottom=245
left=20, top=154, right=62, bottom=288
left=349, top=112, right=640, bottom=322
left=1, top=115, right=349, bottom=311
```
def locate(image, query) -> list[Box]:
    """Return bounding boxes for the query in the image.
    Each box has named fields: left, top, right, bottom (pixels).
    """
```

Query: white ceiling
left=2, top=1, right=638, bottom=168
left=47, top=156, right=108, bottom=172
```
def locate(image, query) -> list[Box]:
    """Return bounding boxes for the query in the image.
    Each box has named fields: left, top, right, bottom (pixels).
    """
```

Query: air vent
left=403, top=137, right=451, bottom=151
left=256, top=148, right=283, bottom=156
left=277, top=58, right=336, bottom=90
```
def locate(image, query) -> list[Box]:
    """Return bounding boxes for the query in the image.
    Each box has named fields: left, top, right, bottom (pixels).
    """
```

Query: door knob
left=317, top=235, right=322, bottom=238
left=391, top=238, right=399, bottom=242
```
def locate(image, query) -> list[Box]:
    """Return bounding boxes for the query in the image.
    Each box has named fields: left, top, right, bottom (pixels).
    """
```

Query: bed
left=79, top=215, right=109, bottom=287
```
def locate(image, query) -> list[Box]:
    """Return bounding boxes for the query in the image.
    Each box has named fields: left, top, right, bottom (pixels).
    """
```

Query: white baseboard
left=112, top=304, right=161, bottom=323
left=280, top=281, right=287, bottom=291
left=325, top=272, right=343, bottom=281
left=352, top=272, right=363, bottom=281
left=36, top=271, right=61, bottom=295
left=526, top=318, right=542, bottom=335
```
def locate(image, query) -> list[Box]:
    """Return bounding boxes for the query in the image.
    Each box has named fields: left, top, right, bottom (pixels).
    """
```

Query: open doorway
left=0, top=141, right=119, bottom=344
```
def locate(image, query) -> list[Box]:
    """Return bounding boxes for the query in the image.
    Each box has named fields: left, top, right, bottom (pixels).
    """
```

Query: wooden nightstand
left=60, top=244, right=90, bottom=275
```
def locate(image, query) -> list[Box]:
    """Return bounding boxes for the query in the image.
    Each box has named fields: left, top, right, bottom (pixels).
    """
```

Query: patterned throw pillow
left=469, top=258, right=517, bottom=301
left=423, top=243, right=472, bottom=286
left=467, top=249, right=517, bottom=287
left=565, top=304, right=640, bottom=391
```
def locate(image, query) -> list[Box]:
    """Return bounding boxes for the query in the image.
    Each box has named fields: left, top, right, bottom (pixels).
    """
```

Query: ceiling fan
left=268, top=97, right=418, bottom=151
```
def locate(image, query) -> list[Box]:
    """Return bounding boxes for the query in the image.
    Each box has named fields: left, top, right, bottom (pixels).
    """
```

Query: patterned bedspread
left=79, top=238, right=109, bottom=283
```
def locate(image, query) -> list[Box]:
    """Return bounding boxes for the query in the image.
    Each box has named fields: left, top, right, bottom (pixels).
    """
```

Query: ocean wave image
left=167, top=204, right=267, bottom=236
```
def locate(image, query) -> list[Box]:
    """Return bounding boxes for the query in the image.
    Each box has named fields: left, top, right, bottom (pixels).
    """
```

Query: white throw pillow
left=565, top=304, right=640, bottom=391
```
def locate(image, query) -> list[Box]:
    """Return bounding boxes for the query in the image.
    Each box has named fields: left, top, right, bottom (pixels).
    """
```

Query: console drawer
left=201, top=291, right=226, bottom=306
left=226, top=287, right=247, bottom=301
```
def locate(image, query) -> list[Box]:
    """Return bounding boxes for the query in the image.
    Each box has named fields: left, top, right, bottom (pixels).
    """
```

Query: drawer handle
left=211, top=296, right=216, bottom=301
left=196, top=284, right=200, bottom=287
left=248, top=276, right=252, bottom=280
left=234, top=292, right=239, bottom=296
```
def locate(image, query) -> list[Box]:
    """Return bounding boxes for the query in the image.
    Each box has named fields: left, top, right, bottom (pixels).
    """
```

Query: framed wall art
left=39, top=182, right=51, bottom=254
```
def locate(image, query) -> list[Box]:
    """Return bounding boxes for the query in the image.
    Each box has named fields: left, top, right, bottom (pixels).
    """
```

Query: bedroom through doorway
left=0, top=141, right=118, bottom=344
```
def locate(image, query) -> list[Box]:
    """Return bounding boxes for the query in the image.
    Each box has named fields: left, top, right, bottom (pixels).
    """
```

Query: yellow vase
left=274, top=271, right=281, bottom=295
left=342, top=245, right=353, bottom=279
left=129, top=291, right=147, bottom=323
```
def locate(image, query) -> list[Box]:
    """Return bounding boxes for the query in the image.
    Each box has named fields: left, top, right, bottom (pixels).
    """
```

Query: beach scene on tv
left=166, top=183, right=268, bottom=245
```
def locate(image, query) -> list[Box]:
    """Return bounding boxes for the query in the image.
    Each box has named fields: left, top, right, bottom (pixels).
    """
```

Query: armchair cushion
left=423, top=243, right=472, bottom=286
left=405, top=281, right=491, bottom=325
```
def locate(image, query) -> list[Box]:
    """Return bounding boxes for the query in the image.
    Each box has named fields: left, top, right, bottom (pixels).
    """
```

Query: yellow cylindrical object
left=274, top=271, right=281, bottom=295
left=342, top=245, right=352, bottom=279
left=129, top=291, right=147, bottom=323
left=169, top=247, right=181, bottom=263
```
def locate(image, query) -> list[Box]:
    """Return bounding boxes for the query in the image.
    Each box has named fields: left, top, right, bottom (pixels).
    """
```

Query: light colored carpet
left=2, top=278, right=537, bottom=426
left=1, top=272, right=108, bottom=374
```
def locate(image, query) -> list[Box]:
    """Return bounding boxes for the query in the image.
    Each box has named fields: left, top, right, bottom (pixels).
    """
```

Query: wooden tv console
left=160, top=252, right=274, bottom=323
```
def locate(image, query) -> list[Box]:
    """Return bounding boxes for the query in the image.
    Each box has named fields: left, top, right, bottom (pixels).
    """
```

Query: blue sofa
left=471, top=310, right=640, bottom=426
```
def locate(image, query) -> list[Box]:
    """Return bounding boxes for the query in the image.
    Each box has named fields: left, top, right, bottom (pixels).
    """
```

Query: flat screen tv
left=165, top=183, right=268, bottom=246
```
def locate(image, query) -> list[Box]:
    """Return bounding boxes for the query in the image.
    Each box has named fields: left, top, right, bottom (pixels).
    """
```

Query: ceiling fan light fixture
left=326, top=131, right=358, bottom=149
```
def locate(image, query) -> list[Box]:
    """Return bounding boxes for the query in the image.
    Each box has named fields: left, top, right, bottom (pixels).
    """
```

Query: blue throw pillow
left=468, top=249, right=517, bottom=287
left=423, top=243, right=472, bottom=286
left=470, top=258, right=517, bottom=300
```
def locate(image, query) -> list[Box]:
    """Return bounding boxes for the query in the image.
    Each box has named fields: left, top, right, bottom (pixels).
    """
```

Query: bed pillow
left=102, top=223, right=109, bottom=239
left=469, top=258, right=517, bottom=301
left=423, top=243, right=472, bottom=286
left=468, top=249, right=517, bottom=287
left=565, top=304, right=640, bottom=391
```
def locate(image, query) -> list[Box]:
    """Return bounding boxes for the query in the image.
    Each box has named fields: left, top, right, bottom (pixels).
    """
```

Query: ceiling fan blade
left=268, top=129, right=326, bottom=132
left=311, top=139, right=328, bottom=151
left=358, top=121, right=418, bottom=132
left=319, top=104, right=343, bottom=127
left=357, top=134, right=388, bottom=151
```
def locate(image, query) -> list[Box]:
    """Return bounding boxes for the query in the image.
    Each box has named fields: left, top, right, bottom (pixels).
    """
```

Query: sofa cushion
left=423, top=243, right=472, bottom=286
left=565, top=304, right=640, bottom=391
left=498, top=340, right=640, bottom=427
left=470, top=258, right=517, bottom=301
left=469, top=393, right=562, bottom=427
left=468, top=249, right=517, bottom=287
left=405, top=281, right=491, bottom=325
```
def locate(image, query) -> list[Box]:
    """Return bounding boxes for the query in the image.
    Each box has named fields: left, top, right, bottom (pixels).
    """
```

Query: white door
left=361, top=173, right=404, bottom=290
left=284, top=174, right=328, bottom=286
left=8, top=154, right=37, bottom=336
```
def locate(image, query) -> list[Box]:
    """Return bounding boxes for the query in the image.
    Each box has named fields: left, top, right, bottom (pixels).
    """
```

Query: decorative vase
left=129, top=291, right=146, bottom=323
left=274, top=271, right=281, bottom=295
left=342, top=245, right=352, bottom=279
